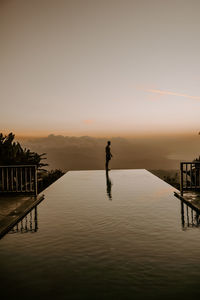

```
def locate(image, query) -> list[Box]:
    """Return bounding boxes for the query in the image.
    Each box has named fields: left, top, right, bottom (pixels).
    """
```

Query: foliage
left=0, top=132, right=47, bottom=169
left=38, top=169, right=65, bottom=192
left=163, top=172, right=180, bottom=189
left=150, top=169, right=180, bottom=190
left=193, top=156, right=200, bottom=162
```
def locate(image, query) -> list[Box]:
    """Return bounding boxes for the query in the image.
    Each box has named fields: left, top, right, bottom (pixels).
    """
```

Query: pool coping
left=0, top=194, right=44, bottom=239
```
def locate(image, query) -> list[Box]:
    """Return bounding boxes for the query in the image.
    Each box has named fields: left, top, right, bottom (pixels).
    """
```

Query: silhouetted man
left=105, top=141, right=112, bottom=171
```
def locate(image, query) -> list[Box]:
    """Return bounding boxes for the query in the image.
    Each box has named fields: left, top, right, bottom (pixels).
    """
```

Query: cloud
left=83, top=119, right=94, bottom=125
left=147, top=89, right=200, bottom=100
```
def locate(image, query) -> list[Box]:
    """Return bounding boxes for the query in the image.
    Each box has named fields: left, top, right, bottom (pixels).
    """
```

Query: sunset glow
left=1, top=0, right=200, bottom=137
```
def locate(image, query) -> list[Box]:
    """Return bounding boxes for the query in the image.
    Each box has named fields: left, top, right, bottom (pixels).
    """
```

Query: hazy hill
left=19, top=134, right=200, bottom=172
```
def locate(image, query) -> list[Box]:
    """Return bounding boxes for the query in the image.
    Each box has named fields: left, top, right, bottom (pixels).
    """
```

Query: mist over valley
left=20, top=134, right=200, bottom=172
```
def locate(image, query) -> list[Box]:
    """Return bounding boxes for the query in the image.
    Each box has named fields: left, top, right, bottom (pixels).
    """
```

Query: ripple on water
left=1, top=170, right=200, bottom=299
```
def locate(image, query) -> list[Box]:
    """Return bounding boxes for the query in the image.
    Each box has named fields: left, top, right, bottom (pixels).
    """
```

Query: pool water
left=1, top=169, right=200, bottom=299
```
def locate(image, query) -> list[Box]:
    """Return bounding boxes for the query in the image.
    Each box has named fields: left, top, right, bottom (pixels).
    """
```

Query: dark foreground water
left=1, top=170, right=200, bottom=300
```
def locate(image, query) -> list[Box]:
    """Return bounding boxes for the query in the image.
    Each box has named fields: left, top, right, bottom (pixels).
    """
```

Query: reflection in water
left=9, top=206, right=38, bottom=234
left=106, top=170, right=112, bottom=200
left=180, top=201, right=200, bottom=230
left=3, top=170, right=200, bottom=299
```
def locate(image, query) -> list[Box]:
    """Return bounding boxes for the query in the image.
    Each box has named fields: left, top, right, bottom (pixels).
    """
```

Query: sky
left=1, top=0, right=200, bottom=137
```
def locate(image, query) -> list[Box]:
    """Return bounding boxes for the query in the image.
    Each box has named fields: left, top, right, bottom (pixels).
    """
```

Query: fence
left=180, top=162, right=200, bottom=194
left=0, top=165, right=37, bottom=195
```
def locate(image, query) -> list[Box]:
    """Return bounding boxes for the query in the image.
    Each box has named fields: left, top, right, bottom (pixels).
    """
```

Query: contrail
left=147, top=89, right=200, bottom=100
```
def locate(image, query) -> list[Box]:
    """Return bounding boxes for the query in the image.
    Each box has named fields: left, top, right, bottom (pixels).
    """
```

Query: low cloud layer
left=20, top=134, right=200, bottom=171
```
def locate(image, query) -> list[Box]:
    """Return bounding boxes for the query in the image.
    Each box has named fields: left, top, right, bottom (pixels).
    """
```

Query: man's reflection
left=106, top=170, right=112, bottom=200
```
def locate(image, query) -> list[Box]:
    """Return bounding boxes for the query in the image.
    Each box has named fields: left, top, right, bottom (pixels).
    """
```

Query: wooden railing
left=0, top=165, right=37, bottom=195
left=180, top=162, right=200, bottom=194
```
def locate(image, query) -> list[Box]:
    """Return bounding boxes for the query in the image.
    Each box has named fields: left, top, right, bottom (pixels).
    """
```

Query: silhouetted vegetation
left=0, top=133, right=65, bottom=191
left=193, top=156, right=200, bottom=163
left=38, top=169, right=65, bottom=192
left=163, top=172, right=180, bottom=189
left=151, top=157, right=200, bottom=190
left=150, top=170, right=180, bottom=190
left=0, top=132, right=47, bottom=169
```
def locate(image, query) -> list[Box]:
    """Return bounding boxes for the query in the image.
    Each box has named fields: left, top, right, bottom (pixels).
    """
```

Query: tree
left=0, top=133, right=47, bottom=169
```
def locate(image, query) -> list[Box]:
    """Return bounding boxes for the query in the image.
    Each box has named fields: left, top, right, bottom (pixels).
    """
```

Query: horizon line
left=1, top=130, right=199, bottom=140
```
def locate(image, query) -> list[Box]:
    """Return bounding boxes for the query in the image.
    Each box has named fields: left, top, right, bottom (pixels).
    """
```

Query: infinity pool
left=1, top=170, right=200, bottom=299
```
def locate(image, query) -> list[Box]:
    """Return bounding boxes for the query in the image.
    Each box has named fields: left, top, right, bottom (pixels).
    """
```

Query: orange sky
left=1, top=0, right=200, bottom=137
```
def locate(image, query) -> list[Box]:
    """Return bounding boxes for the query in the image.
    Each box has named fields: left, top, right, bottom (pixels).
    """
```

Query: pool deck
left=0, top=194, right=44, bottom=238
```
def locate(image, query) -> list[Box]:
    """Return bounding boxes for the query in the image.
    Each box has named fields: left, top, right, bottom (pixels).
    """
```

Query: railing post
left=29, top=167, right=32, bottom=192
left=1, top=167, right=4, bottom=191
left=0, top=165, right=38, bottom=195
left=6, top=167, right=9, bottom=191
left=25, top=167, right=27, bottom=192
left=34, top=166, right=38, bottom=196
left=11, top=167, right=13, bottom=191
left=180, top=162, right=183, bottom=196
left=16, top=167, right=18, bottom=192
left=190, top=164, right=192, bottom=188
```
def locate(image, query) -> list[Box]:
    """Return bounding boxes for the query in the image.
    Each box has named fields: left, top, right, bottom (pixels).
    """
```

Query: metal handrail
left=180, top=162, right=200, bottom=194
left=0, top=165, right=37, bottom=195
left=0, top=165, right=38, bottom=167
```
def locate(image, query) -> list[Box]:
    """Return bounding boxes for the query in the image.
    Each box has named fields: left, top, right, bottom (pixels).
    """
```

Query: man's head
left=107, top=141, right=111, bottom=145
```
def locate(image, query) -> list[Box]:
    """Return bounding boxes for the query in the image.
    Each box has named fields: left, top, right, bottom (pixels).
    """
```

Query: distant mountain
left=19, top=134, right=200, bottom=171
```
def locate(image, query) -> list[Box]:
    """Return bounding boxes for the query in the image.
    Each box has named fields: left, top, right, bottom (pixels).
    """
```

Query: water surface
left=1, top=170, right=200, bottom=299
